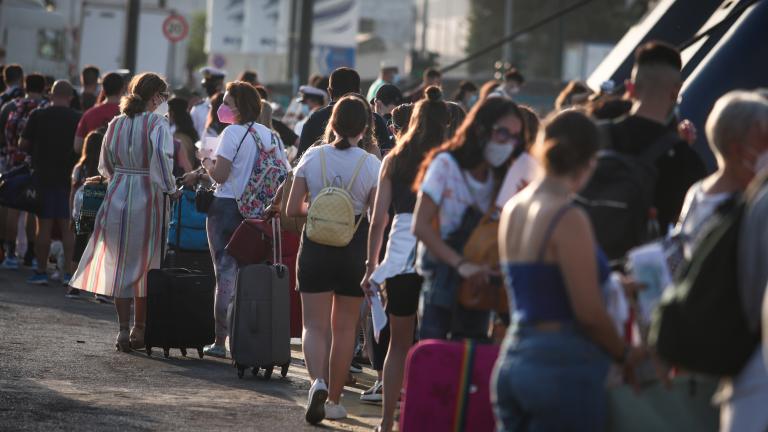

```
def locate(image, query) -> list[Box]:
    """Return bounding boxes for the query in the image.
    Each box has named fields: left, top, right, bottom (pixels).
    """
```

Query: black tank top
left=391, top=177, right=417, bottom=214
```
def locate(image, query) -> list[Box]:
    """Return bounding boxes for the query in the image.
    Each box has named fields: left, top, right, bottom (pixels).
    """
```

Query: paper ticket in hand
left=196, top=136, right=222, bottom=160
left=369, top=289, right=388, bottom=343
left=627, top=241, right=673, bottom=326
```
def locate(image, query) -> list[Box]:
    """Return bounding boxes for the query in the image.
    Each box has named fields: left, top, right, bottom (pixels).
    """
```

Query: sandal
left=115, top=328, right=131, bottom=352
left=129, top=326, right=145, bottom=350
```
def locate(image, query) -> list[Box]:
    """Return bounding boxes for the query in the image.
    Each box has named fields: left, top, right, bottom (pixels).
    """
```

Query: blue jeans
left=205, top=197, right=242, bottom=339
left=418, top=273, right=491, bottom=340
left=491, top=325, right=611, bottom=432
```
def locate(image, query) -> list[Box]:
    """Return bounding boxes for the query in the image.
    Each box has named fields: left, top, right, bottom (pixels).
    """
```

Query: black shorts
left=297, top=220, right=368, bottom=297
left=384, top=273, right=423, bottom=317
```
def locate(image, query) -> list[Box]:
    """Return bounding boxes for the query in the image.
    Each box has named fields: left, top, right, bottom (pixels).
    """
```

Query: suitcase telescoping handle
left=271, top=216, right=282, bottom=265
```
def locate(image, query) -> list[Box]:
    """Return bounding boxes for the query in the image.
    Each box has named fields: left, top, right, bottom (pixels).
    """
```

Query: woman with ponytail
left=287, top=94, right=382, bottom=424
left=362, top=85, right=449, bottom=432
left=69, top=72, right=178, bottom=352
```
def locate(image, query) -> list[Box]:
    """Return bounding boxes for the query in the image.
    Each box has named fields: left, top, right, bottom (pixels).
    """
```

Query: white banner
left=242, top=0, right=282, bottom=54
left=312, top=0, right=359, bottom=48
left=206, top=0, right=359, bottom=55
left=206, top=0, right=245, bottom=53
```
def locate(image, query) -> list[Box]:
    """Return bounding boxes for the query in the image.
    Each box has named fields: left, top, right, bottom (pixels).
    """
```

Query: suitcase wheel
left=236, top=364, right=245, bottom=379
left=180, top=348, right=187, bottom=357
left=163, top=348, right=170, bottom=358
left=262, top=366, right=273, bottom=380
left=280, top=363, right=289, bottom=377
left=197, top=347, right=204, bottom=359
left=145, top=346, right=153, bottom=357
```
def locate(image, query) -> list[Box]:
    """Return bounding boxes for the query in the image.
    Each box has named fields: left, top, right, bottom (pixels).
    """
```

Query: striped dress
left=71, top=112, right=176, bottom=298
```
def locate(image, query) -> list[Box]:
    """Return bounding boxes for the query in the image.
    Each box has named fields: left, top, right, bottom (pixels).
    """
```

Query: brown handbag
left=457, top=212, right=509, bottom=313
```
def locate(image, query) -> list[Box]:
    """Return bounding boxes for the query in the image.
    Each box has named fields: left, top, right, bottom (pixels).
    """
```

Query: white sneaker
left=305, top=378, right=328, bottom=424
left=360, top=380, right=383, bottom=403
left=324, top=401, right=348, bottom=420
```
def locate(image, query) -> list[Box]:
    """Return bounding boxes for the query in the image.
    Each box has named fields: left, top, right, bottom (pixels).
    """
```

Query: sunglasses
left=491, top=125, right=521, bottom=144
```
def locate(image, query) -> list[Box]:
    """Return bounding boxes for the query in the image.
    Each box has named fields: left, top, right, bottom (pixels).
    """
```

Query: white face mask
left=155, top=100, right=169, bottom=116
left=484, top=140, right=514, bottom=167
left=755, top=150, right=768, bottom=174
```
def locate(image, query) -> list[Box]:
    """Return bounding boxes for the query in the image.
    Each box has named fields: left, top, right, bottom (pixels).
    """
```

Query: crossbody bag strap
left=231, top=122, right=254, bottom=164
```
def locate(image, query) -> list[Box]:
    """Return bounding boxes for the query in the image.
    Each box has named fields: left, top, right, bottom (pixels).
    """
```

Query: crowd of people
left=1, top=38, right=767, bottom=432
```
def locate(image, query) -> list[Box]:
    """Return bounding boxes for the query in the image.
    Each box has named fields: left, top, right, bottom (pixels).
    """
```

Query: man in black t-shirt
left=297, top=67, right=393, bottom=159
left=609, top=41, right=706, bottom=231
left=20, top=80, right=81, bottom=286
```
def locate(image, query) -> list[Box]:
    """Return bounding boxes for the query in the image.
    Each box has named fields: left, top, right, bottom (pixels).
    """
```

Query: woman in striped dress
left=70, top=73, right=178, bottom=352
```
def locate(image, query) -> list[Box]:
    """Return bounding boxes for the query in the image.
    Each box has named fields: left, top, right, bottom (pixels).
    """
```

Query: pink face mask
left=217, top=103, right=236, bottom=124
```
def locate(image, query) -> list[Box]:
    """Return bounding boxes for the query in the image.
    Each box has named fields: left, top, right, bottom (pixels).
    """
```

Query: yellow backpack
left=306, top=149, right=369, bottom=247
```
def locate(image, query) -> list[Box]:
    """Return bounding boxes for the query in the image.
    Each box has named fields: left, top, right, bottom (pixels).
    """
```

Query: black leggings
left=368, top=318, right=390, bottom=371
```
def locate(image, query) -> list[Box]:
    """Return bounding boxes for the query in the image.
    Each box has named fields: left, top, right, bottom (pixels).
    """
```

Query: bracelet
left=454, top=258, right=467, bottom=270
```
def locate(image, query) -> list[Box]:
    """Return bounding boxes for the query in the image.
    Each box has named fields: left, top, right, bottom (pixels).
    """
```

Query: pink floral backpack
left=236, top=128, right=289, bottom=219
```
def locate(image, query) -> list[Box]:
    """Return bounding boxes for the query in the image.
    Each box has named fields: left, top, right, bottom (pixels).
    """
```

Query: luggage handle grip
left=272, top=217, right=282, bottom=265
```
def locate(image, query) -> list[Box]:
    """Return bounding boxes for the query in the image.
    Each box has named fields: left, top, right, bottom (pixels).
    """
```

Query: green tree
left=186, top=11, right=207, bottom=86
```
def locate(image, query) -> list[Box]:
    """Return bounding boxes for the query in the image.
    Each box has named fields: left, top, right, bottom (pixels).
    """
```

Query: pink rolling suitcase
left=399, top=339, right=500, bottom=432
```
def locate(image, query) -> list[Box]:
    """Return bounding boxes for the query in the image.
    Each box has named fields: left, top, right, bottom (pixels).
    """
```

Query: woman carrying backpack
left=199, top=81, right=282, bottom=358
left=411, top=96, right=523, bottom=340
left=362, top=86, right=449, bottom=432
left=287, top=95, right=381, bottom=424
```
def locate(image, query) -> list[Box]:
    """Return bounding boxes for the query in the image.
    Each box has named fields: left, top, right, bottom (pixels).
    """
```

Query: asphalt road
left=0, top=268, right=383, bottom=431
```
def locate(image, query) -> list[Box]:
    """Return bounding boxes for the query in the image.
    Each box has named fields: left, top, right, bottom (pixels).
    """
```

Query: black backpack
left=649, top=194, right=760, bottom=376
left=576, top=122, right=679, bottom=262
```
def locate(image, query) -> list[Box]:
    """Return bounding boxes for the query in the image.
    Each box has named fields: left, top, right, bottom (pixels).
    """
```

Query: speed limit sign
left=163, top=14, right=189, bottom=43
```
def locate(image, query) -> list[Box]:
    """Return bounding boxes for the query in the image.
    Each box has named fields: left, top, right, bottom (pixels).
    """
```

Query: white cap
left=199, top=66, right=226, bottom=80
left=298, top=85, right=327, bottom=99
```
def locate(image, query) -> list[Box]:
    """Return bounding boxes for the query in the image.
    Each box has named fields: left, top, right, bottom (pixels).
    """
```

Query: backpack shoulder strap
left=345, top=152, right=369, bottom=192
left=319, top=147, right=329, bottom=188
left=641, top=130, right=680, bottom=164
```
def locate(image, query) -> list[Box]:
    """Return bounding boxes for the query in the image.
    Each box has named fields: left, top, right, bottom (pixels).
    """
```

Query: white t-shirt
left=294, top=144, right=381, bottom=214
left=419, top=152, right=494, bottom=237
left=676, top=180, right=732, bottom=257
left=214, top=122, right=274, bottom=199
left=495, top=152, right=542, bottom=208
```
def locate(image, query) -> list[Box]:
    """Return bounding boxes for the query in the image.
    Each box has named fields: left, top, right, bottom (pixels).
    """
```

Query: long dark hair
left=413, top=96, right=523, bottom=191
left=76, top=130, right=104, bottom=179
left=168, top=97, right=199, bottom=142
left=388, top=86, right=448, bottom=185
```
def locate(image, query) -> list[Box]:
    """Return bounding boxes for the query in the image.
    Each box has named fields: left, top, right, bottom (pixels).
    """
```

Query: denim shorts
left=491, top=325, right=611, bottom=432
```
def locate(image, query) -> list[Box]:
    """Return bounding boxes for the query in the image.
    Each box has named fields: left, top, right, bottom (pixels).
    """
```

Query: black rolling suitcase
left=145, top=196, right=215, bottom=358
left=229, top=218, right=291, bottom=379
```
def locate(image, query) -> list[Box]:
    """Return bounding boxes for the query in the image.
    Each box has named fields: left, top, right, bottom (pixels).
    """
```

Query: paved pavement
left=0, top=268, right=384, bottom=431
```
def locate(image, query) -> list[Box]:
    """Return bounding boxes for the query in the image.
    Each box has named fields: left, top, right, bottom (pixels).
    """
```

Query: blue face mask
left=391, top=73, right=401, bottom=85
left=467, top=94, right=479, bottom=108
left=301, top=103, right=311, bottom=116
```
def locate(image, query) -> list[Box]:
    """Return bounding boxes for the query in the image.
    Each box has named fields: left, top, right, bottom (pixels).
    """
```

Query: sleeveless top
left=503, top=204, right=611, bottom=324
left=391, top=176, right=417, bottom=214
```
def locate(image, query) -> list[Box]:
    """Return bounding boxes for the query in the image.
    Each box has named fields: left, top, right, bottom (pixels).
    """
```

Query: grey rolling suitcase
left=229, top=218, right=291, bottom=380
